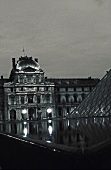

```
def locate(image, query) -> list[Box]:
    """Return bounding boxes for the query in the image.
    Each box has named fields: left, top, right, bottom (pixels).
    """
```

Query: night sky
left=0, top=0, right=111, bottom=79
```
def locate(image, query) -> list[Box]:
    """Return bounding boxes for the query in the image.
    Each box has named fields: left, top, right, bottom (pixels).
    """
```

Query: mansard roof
left=47, top=78, right=100, bottom=87
left=16, top=56, right=40, bottom=71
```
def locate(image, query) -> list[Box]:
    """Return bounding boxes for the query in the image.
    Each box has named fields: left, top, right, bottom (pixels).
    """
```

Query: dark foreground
left=0, top=134, right=111, bottom=169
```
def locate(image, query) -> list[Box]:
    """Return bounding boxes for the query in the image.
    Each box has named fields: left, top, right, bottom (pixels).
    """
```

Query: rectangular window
left=28, top=95, right=33, bottom=103
left=57, top=96, right=60, bottom=103
left=16, top=96, right=19, bottom=104
left=57, top=88, right=59, bottom=92
left=40, top=87, right=44, bottom=91
left=75, top=87, right=82, bottom=92
left=21, top=96, right=24, bottom=104
left=33, top=77, right=36, bottom=84
left=46, top=87, right=48, bottom=91
left=84, top=87, right=90, bottom=92
left=19, top=76, right=23, bottom=83
left=37, top=96, right=40, bottom=103
left=24, top=77, right=27, bottom=84
left=10, top=96, right=15, bottom=105
left=11, top=87, right=13, bottom=92
left=21, top=87, right=23, bottom=91
left=46, top=94, right=50, bottom=102
left=68, top=88, right=74, bottom=92
left=60, top=88, right=65, bottom=92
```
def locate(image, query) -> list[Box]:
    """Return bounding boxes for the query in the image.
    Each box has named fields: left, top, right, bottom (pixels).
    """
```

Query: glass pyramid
left=69, top=69, right=111, bottom=118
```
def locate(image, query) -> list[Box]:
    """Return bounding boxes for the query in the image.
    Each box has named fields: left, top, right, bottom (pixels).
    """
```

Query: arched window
left=69, top=96, right=74, bottom=103
left=61, top=96, right=66, bottom=104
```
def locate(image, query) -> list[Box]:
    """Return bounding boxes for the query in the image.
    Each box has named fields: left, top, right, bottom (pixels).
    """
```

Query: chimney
left=1, top=75, right=3, bottom=79
left=35, top=58, right=38, bottom=62
left=12, top=58, right=15, bottom=68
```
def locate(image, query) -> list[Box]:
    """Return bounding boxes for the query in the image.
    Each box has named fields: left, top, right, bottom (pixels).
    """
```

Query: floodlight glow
left=77, top=120, right=79, bottom=126
left=22, top=109, right=27, bottom=114
left=46, top=141, right=52, bottom=143
left=68, top=120, right=69, bottom=126
left=23, top=127, right=28, bottom=137
left=47, top=108, right=52, bottom=113
left=23, top=121, right=27, bottom=125
left=48, top=119, right=52, bottom=123
left=48, top=125, right=53, bottom=135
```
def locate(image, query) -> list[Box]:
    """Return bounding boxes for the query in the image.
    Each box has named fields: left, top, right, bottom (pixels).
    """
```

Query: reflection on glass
left=46, top=141, right=52, bottom=143
left=48, top=120, right=52, bottom=124
left=68, top=120, right=69, bottom=126
left=77, top=120, right=79, bottom=126
left=48, top=125, right=53, bottom=135
left=1, top=117, right=111, bottom=150
left=22, top=121, right=28, bottom=137
left=23, top=127, right=28, bottom=137
left=94, top=117, right=96, bottom=123
left=11, top=123, right=17, bottom=134
left=23, top=121, right=27, bottom=125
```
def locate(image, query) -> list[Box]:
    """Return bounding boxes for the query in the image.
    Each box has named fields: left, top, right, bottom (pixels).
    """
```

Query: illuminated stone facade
left=4, top=56, right=55, bottom=120
left=0, top=56, right=100, bottom=120
left=47, top=78, right=100, bottom=117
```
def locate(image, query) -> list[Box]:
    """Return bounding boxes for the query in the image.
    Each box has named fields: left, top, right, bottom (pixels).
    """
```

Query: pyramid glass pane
left=69, top=70, right=111, bottom=118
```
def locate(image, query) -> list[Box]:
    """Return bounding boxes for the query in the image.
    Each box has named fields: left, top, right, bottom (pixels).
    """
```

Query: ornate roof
left=16, top=56, right=40, bottom=71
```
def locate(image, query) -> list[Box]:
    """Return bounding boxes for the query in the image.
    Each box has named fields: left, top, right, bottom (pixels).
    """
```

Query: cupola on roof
left=16, top=56, right=40, bottom=71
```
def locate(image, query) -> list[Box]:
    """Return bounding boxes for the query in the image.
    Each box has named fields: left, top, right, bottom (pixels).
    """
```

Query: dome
left=16, top=56, right=40, bottom=71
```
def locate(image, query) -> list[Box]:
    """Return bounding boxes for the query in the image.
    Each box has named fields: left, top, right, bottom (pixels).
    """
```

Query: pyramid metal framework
left=69, top=69, right=111, bottom=118
left=69, top=117, right=111, bottom=147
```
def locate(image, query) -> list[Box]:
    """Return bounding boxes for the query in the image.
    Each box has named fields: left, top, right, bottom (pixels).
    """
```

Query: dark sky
left=0, top=0, right=111, bottom=78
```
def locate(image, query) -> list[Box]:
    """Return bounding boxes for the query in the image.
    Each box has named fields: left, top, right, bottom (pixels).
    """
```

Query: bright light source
left=22, top=109, right=27, bottom=114
left=47, top=108, right=52, bottom=113
left=68, top=120, right=69, bottom=126
left=48, top=119, right=52, bottom=123
left=23, top=127, right=28, bottom=137
left=77, top=120, right=79, bottom=126
left=17, top=66, right=21, bottom=70
left=94, top=117, right=96, bottom=123
left=23, top=121, right=27, bottom=125
left=46, top=141, right=52, bottom=143
left=48, top=125, right=53, bottom=135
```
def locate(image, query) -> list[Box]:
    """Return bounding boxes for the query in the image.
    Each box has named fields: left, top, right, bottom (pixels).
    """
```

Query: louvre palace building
left=0, top=55, right=100, bottom=120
